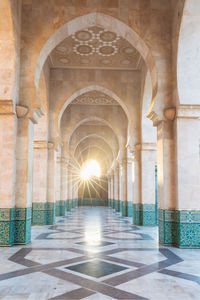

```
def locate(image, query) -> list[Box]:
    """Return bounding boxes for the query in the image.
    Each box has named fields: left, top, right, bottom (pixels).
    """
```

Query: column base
left=46, top=203, right=55, bottom=225
left=115, top=200, right=120, bottom=212
left=32, top=203, right=55, bottom=225
left=14, top=208, right=31, bottom=245
left=121, top=201, right=128, bottom=217
left=159, top=209, right=200, bottom=248
left=78, top=198, right=108, bottom=206
left=133, top=204, right=157, bottom=226
left=0, top=208, right=32, bottom=246
left=56, top=201, right=66, bottom=216
left=32, top=203, right=47, bottom=225
left=0, top=208, right=15, bottom=246
left=127, top=201, right=133, bottom=217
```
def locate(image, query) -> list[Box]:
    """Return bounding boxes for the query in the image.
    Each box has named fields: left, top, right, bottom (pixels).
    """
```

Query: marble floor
left=0, top=207, right=200, bottom=300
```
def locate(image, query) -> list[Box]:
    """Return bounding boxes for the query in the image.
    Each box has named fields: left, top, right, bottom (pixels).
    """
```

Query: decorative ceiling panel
left=50, top=26, right=141, bottom=70
left=71, top=91, right=119, bottom=105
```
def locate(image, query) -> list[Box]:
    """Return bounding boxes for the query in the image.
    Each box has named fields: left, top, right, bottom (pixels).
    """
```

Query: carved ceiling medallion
left=50, top=26, right=141, bottom=70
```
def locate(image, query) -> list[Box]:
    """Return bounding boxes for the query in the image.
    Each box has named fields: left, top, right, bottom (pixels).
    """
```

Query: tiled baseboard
left=32, top=203, right=55, bottom=225
left=0, top=208, right=31, bottom=246
left=133, top=204, right=157, bottom=226
left=159, top=209, right=200, bottom=248
left=78, top=198, right=108, bottom=206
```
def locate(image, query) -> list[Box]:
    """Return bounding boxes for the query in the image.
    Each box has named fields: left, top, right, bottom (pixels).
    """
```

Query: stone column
left=107, top=175, right=111, bottom=207
left=132, top=143, right=157, bottom=226
left=67, top=165, right=73, bottom=211
left=157, top=118, right=175, bottom=245
left=132, top=147, right=141, bottom=224
left=32, top=141, right=48, bottom=225
left=141, top=143, right=157, bottom=225
left=119, top=160, right=128, bottom=216
left=0, top=101, right=16, bottom=246
left=126, top=158, right=133, bottom=217
left=158, top=106, right=200, bottom=248
left=173, top=106, right=200, bottom=248
left=60, top=157, right=68, bottom=214
left=109, top=175, right=112, bottom=208
left=56, top=156, right=65, bottom=217
left=15, top=111, right=34, bottom=245
left=114, top=165, right=120, bottom=212
left=46, top=142, right=57, bottom=224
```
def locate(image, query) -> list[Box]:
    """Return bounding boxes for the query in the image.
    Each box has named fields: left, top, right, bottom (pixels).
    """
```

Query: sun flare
left=80, top=160, right=101, bottom=180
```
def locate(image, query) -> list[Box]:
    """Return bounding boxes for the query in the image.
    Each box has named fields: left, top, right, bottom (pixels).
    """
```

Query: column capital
left=16, top=105, right=29, bottom=118
left=148, top=108, right=176, bottom=127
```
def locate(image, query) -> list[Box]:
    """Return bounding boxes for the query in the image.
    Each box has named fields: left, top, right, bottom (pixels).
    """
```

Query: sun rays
left=66, top=151, right=108, bottom=205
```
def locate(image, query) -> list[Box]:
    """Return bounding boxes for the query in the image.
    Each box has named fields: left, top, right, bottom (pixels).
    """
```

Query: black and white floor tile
left=0, top=207, right=200, bottom=299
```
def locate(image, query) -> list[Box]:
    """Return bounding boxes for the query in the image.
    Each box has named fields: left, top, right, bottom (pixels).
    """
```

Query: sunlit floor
left=0, top=207, right=200, bottom=300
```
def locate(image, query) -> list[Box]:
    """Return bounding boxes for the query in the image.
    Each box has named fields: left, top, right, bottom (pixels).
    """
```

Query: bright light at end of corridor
left=80, top=160, right=101, bottom=180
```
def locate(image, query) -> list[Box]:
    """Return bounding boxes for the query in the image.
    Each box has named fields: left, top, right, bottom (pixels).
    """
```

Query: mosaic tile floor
left=0, top=207, right=200, bottom=299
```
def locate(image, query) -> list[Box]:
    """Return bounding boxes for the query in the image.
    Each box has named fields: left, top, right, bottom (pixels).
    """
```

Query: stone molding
left=135, top=143, right=157, bottom=152
left=147, top=111, right=161, bottom=127
left=34, top=140, right=48, bottom=149
left=0, top=100, right=15, bottom=115
left=176, top=105, right=200, bottom=119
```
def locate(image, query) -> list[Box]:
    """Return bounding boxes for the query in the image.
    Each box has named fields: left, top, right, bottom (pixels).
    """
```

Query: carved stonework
left=71, top=91, right=118, bottom=106
left=34, top=141, right=48, bottom=149
left=50, top=26, right=141, bottom=70
left=164, top=107, right=176, bottom=121
left=16, top=105, right=29, bottom=118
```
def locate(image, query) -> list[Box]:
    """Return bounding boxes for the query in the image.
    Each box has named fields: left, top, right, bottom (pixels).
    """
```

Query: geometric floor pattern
left=0, top=207, right=200, bottom=299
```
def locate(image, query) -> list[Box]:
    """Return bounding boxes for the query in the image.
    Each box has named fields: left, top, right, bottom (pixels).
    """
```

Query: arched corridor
left=0, top=0, right=200, bottom=299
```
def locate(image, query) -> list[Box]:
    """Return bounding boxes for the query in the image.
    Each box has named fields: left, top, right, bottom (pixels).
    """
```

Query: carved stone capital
left=48, top=142, right=55, bottom=149
left=16, top=105, right=29, bottom=118
left=164, top=107, right=176, bottom=121
left=147, top=111, right=161, bottom=127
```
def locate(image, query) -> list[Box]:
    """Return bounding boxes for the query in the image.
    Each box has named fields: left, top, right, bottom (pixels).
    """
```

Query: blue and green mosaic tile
left=133, top=204, right=157, bottom=226
left=159, top=209, right=200, bottom=248
left=14, top=208, right=31, bottom=245
left=0, top=208, right=15, bottom=246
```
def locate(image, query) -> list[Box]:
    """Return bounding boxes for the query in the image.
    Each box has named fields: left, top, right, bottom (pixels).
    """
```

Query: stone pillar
left=109, top=173, right=113, bottom=208
left=107, top=175, right=111, bottom=207
left=159, top=106, right=200, bottom=248
left=72, top=173, right=78, bottom=208
left=56, top=156, right=66, bottom=217
left=174, top=106, right=200, bottom=248
left=157, top=119, right=175, bottom=245
left=141, top=143, right=157, bottom=225
left=60, top=157, right=68, bottom=213
left=0, top=101, right=16, bottom=246
left=46, top=142, right=57, bottom=224
left=67, top=165, right=73, bottom=211
left=111, top=171, right=115, bottom=209
left=119, top=160, right=127, bottom=216
left=32, top=141, right=48, bottom=225
left=132, top=143, right=157, bottom=226
left=15, top=112, right=34, bottom=245
left=126, top=158, right=133, bottom=217
left=132, top=147, right=141, bottom=224
left=114, top=165, right=120, bottom=212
